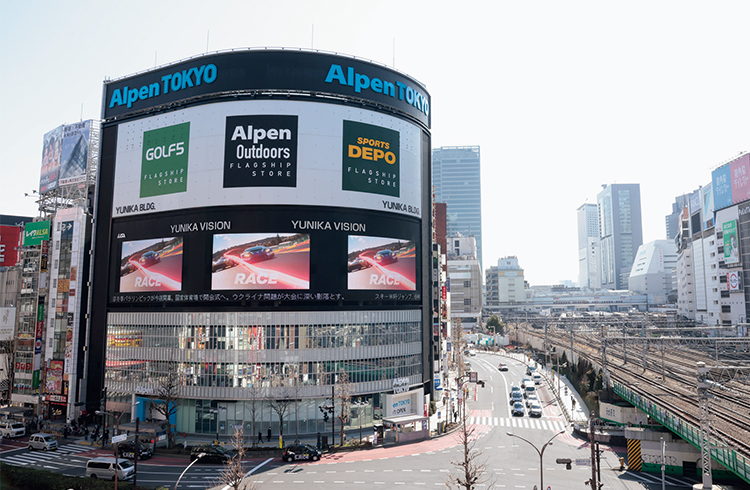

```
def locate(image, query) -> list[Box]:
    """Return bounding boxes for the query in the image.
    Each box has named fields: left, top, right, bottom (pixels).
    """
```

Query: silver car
left=29, top=433, right=58, bottom=451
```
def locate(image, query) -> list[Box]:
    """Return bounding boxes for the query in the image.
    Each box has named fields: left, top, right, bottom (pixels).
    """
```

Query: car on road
left=533, top=373, right=542, bottom=385
left=241, top=246, right=275, bottom=263
left=526, top=365, right=536, bottom=376
left=28, top=433, right=58, bottom=451
left=118, top=441, right=153, bottom=460
left=347, top=257, right=369, bottom=272
left=510, top=390, right=523, bottom=405
left=498, top=363, right=508, bottom=371
left=191, top=445, right=234, bottom=463
left=528, top=402, right=543, bottom=418
left=511, top=402, right=525, bottom=416
left=374, top=249, right=398, bottom=265
left=86, top=457, right=134, bottom=480
left=139, top=251, right=161, bottom=267
left=525, top=393, right=539, bottom=407
left=509, top=385, right=522, bottom=398
left=282, top=443, right=322, bottom=462
left=0, top=421, right=26, bottom=438
left=521, top=377, right=533, bottom=389
left=120, top=262, right=136, bottom=276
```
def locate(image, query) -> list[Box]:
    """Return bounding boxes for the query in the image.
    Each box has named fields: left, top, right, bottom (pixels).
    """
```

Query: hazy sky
left=2, top=1, right=748, bottom=285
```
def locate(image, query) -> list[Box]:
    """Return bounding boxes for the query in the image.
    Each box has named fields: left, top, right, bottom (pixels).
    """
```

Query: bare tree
left=151, top=360, right=180, bottom=448
left=214, top=427, right=257, bottom=490
left=245, top=376, right=264, bottom=447
left=335, top=369, right=354, bottom=446
left=444, top=408, right=494, bottom=490
left=269, top=372, right=293, bottom=442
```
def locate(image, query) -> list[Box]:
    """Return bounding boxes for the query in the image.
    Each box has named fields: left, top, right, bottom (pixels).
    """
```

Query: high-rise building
left=576, top=203, right=600, bottom=288
left=597, top=183, right=643, bottom=290
left=446, top=235, right=482, bottom=325
left=432, top=146, right=482, bottom=269
left=484, top=256, right=528, bottom=315
left=665, top=193, right=691, bottom=240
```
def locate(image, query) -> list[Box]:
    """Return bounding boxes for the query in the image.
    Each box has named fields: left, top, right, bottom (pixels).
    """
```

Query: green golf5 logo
left=140, top=122, right=190, bottom=198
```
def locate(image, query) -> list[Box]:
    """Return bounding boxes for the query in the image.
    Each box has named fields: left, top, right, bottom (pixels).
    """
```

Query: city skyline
left=2, top=1, right=748, bottom=285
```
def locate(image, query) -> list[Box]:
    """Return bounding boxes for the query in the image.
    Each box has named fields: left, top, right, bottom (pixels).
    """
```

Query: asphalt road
left=0, top=352, right=708, bottom=489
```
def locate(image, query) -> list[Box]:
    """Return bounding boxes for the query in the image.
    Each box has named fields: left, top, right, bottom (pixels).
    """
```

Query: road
left=1, top=352, right=707, bottom=489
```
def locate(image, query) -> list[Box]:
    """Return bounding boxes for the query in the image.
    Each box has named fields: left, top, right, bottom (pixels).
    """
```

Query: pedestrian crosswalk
left=468, top=416, right=567, bottom=432
left=0, top=444, right=90, bottom=466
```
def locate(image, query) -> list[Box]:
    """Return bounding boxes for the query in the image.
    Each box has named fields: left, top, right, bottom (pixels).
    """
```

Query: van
left=85, top=457, right=135, bottom=480
left=28, top=433, right=58, bottom=451
left=0, top=421, right=26, bottom=438
left=533, top=373, right=542, bottom=385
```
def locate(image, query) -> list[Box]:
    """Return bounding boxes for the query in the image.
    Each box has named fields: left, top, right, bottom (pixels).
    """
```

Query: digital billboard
left=347, top=235, right=416, bottom=290
left=211, top=233, right=310, bottom=290
left=59, top=121, right=91, bottom=187
left=40, top=125, right=63, bottom=194
left=723, top=220, right=740, bottom=265
left=119, top=237, right=183, bottom=292
left=111, top=101, right=423, bottom=220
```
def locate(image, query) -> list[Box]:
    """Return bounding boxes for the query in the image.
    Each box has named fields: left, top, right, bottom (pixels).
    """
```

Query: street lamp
left=96, top=401, right=139, bottom=490
left=209, top=406, right=226, bottom=444
left=507, top=429, right=565, bottom=490
left=174, top=452, right=206, bottom=490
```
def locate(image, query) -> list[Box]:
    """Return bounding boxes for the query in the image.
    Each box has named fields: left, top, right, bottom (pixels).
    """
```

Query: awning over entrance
left=382, top=413, right=427, bottom=426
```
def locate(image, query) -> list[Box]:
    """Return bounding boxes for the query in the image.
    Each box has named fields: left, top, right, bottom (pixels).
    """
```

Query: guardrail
left=613, top=380, right=750, bottom=485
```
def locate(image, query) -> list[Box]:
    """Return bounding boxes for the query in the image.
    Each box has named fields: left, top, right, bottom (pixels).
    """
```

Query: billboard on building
left=727, top=271, right=742, bottom=291
left=0, top=307, right=15, bottom=341
left=40, top=125, right=63, bottom=194
left=59, top=121, right=91, bottom=187
left=702, top=184, right=714, bottom=229
left=347, top=235, right=416, bottom=290
left=119, top=237, right=183, bottom=292
left=211, top=233, right=310, bottom=290
left=723, top=220, right=740, bottom=265
left=23, top=220, right=50, bottom=246
left=45, top=360, right=64, bottom=394
left=713, top=153, right=750, bottom=211
left=0, top=225, right=20, bottom=267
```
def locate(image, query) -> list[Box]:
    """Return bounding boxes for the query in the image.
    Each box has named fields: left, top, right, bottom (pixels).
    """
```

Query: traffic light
left=556, top=458, right=572, bottom=470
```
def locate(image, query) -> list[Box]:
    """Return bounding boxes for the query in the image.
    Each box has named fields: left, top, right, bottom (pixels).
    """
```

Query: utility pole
left=589, top=411, right=598, bottom=488
left=134, top=417, right=139, bottom=488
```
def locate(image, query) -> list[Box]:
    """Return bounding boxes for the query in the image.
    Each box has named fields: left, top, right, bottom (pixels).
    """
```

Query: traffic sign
left=111, top=434, right=127, bottom=443
left=576, top=458, right=591, bottom=466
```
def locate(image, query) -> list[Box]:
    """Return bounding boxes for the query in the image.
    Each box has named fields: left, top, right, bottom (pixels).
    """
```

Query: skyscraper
left=597, top=183, right=643, bottom=290
left=576, top=203, right=600, bottom=289
left=432, top=146, right=482, bottom=268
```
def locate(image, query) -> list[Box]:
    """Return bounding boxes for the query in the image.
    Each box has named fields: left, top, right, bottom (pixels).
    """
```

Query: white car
left=0, top=421, right=26, bottom=438
left=525, top=393, right=539, bottom=407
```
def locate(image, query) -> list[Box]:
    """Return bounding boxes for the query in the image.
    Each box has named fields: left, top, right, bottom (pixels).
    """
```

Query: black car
left=282, top=443, right=322, bottom=462
left=190, top=445, right=234, bottom=463
left=374, top=249, right=398, bottom=265
left=212, top=256, right=234, bottom=272
left=139, top=250, right=161, bottom=267
left=117, top=441, right=153, bottom=460
left=240, top=246, right=275, bottom=263
left=347, top=257, right=369, bottom=272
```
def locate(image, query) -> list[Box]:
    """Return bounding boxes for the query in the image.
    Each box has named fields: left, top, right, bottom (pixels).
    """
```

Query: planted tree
left=152, top=360, right=181, bottom=448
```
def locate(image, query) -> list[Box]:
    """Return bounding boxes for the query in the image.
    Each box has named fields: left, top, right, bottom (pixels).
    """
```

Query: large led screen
left=211, top=233, right=310, bottom=290
left=119, top=237, right=183, bottom=292
left=347, top=235, right=416, bottom=290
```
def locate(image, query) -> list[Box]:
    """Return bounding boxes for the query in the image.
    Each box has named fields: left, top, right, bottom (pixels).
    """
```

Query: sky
left=1, top=1, right=749, bottom=285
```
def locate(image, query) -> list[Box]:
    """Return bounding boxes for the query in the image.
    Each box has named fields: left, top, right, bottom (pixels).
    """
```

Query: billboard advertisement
left=723, top=220, right=740, bottom=265
left=211, top=233, right=310, bottom=290
left=40, top=125, right=63, bottom=193
left=0, top=225, right=20, bottom=267
left=702, top=184, right=714, bottom=229
left=111, top=101, right=423, bottom=220
left=45, top=360, right=64, bottom=394
left=730, top=155, right=750, bottom=204
left=347, top=235, right=416, bottom=290
left=727, top=271, right=742, bottom=292
left=689, top=189, right=701, bottom=215
left=59, top=120, right=91, bottom=187
left=0, top=307, right=15, bottom=341
left=119, top=237, right=184, bottom=292
left=713, top=164, right=732, bottom=210
left=23, top=220, right=50, bottom=246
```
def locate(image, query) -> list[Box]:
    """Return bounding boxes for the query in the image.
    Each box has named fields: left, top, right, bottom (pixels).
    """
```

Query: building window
left=721, top=305, right=731, bottom=313
left=463, top=298, right=471, bottom=306
left=464, top=280, right=471, bottom=288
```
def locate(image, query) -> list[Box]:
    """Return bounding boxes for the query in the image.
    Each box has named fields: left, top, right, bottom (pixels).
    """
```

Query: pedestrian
left=267, top=427, right=271, bottom=442
left=258, top=430, right=263, bottom=444
left=84, top=428, right=89, bottom=441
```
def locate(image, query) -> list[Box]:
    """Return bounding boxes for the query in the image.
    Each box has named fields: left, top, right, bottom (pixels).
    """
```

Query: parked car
left=86, top=457, right=134, bottom=480
left=498, top=363, right=508, bottom=371
left=0, top=421, right=26, bottom=438
left=191, top=445, right=234, bottom=463
left=511, top=402, right=525, bottom=416
left=282, top=443, right=322, bottom=462
left=118, top=441, right=153, bottom=460
left=28, top=433, right=58, bottom=451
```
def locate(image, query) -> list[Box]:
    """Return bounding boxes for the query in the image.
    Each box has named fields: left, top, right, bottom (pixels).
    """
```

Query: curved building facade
left=87, top=49, right=432, bottom=437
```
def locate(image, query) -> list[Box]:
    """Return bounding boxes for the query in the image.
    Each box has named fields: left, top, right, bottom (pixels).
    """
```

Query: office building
left=446, top=235, right=482, bottom=325
left=597, top=183, right=643, bottom=290
left=628, top=240, right=678, bottom=304
left=432, top=146, right=482, bottom=268
left=577, top=203, right=600, bottom=289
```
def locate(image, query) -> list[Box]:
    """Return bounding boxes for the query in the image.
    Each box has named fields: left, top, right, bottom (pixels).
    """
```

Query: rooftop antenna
left=311, top=24, right=314, bottom=49
left=154, top=52, right=157, bottom=68
left=392, top=38, right=396, bottom=68
left=80, top=103, right=83, bottom=121
left=206, top=30, right=210, bottom=53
